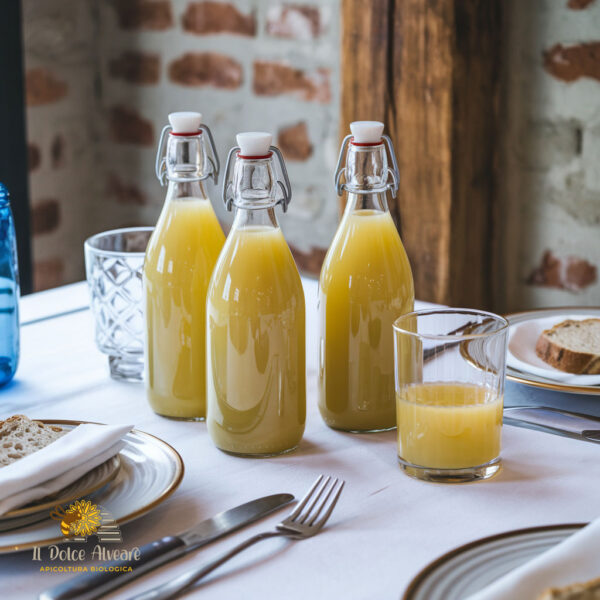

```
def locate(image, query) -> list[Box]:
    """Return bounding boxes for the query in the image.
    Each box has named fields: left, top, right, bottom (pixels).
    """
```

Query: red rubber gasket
left=350, top=136, right=382, bottom=147
left=237, top=152, right=273, bottom=159
left=170, top=130, right=202, bottom=136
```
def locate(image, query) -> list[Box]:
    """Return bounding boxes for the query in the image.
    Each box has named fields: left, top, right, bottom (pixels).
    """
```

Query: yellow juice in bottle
left=397, top=382, right=503, bottom=469
left=144, top=197, right=225, bottom=418
left=319, top=207, right=414, bottom=431
left=206, top=131, right=305, bottom=456
left=206, top=224, right=306, bottom=455
left=319, top=122, right=414, bottom=432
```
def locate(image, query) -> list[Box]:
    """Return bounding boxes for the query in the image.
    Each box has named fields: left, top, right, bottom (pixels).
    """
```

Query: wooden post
left=341, top=0, right=502, bottom=308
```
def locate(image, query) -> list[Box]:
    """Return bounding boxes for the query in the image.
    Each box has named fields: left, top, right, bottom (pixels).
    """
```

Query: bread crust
left=535, top=319, right=600, bottom=375
left=0, top=415, right=64, bottom=467
left=537, top=576, right=600, bottom=599
left=0, top=414, right=62, bottom=433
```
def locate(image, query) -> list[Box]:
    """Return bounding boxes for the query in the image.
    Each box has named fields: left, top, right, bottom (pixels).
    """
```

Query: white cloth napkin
left=0, top=423, right=132, bottom=515
left=466, top=518, right=600, bottom=600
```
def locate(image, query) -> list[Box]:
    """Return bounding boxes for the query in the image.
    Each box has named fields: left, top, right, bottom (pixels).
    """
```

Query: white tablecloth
left=1, top=279, right=598, bottom=599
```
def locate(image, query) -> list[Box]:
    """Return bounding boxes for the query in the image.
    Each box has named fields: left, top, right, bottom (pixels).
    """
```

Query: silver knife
left=40, top=493, right=294, bottom=600
left=504, top=406, right=600, bottom=443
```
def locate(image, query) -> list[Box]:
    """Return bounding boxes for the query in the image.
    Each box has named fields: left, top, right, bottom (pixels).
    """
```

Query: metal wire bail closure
left=200, top=124, right=221, bottom=185
left=334, top=134, right=400, bottom=198
left=154, top=123, right=221, bottom=186
left=221, top=145, right=292, bottom=212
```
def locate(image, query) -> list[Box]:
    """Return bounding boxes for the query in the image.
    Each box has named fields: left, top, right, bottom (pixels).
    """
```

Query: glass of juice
left=393, top=309, right=508, bottom=483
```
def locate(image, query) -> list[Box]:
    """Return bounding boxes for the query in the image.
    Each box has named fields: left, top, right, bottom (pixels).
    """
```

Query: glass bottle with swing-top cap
left=206, top=132, right=306, bottom=456
left=0, top=183, right=19, bottom=387
left=318, top=121, right=414, bottom=432
left=144, top=111, right=225, bottom=420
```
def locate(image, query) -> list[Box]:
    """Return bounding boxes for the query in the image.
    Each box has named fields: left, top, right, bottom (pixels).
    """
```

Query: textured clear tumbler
left=84, top=227, right=153, bottom=382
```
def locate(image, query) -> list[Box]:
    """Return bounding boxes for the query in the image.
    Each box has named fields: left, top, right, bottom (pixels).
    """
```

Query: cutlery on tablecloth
left=39, top=493, right=294, bottom=600
left=128, top=475, right=345, bottom=600
left=504, top=406, right=600, bottom=443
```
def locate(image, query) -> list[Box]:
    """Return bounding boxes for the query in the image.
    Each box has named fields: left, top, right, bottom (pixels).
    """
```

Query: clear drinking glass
left=393, top=309, right=508, bottom=483
left=84, top=227, right=153, bottom=382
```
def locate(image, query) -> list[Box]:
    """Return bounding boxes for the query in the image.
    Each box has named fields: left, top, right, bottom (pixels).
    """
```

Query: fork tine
left=287, top=474, right=324, bottom=521
left=297, top=476, right=332, bottom=523
left=305, top=477, right=339, bottom=526
left=311, top=480, right=345, bottom=529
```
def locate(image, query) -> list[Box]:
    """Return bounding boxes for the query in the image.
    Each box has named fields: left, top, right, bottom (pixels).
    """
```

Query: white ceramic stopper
left=237, top=132, right=272, bottom=156
left=169, top=111, right=202, bottom=133
left=350, top=121, right=384, bottom=143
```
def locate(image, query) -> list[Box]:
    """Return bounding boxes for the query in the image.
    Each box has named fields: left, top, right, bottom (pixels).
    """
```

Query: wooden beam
left=448, top=1, right=502, bottom=309
left=340, top=0, right=391, bottom=127
left=339, top=0, right=394, bottom=216
left=341, top=0, right=502, bottom=308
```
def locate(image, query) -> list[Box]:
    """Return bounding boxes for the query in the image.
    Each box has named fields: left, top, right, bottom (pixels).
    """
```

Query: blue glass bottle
left=0, top=183, right=19, bottom=386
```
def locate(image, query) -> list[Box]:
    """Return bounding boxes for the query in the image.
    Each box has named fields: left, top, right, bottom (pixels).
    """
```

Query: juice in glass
left=393, top=308, right=508, bottom=482
left=397, top=383, right=502, bottom=469
left=318, top=122, right=414, bottom=432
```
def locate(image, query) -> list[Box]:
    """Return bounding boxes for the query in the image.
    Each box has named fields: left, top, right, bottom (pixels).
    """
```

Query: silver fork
left=127, top=475, right=345, bottom=600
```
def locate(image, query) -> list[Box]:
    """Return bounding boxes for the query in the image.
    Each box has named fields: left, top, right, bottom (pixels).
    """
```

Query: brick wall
left=499, top=0, right=600, bottom=310
left=23, top=0, right=340, bottom=290
left=23, top=0, right=102, bottom=290
left=24, top=0, right=600, bottom=307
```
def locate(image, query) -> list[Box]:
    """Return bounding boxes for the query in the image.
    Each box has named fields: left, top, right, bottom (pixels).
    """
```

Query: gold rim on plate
left=2, top=455, right=121, bottom=520
left=402, top=523, right=586, bottom=600
left=0, top=419, right=184, bottom=553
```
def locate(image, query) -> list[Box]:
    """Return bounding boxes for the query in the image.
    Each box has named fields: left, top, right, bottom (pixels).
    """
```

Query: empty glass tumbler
left=0, top=183, right=19, bottom=387
left=84, top=227, right=153, bottom=381
left=394, top=309, right=508, bottom=483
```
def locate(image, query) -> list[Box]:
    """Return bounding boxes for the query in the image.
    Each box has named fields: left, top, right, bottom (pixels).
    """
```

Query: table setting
left=0, top=116, right=599, bottom=600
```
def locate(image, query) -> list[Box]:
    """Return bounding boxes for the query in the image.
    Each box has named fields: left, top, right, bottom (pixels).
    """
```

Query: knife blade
left=39, top=493, right=294, bottom=600
left=504, top=406, right=600, bottom=443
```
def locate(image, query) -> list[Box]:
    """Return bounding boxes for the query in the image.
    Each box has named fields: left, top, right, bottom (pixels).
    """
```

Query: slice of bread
left=0, top=415, right=65, bottom=467
left=535, top=318, right=600, bottom=374
left=537, top=576, right=600, bottom=599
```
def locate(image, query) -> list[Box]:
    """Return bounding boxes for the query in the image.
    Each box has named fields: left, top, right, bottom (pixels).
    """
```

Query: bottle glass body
left=144, top=179, right=225, bottom=419
left=206, top=204, right=306, bottom=456
left=0, top=197, right=19, bottom=387
left=318, top=190, right=414, bottom=431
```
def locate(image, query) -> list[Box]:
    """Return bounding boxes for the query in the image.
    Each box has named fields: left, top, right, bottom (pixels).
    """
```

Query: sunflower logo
left=50, top=500, right=102, bottom=538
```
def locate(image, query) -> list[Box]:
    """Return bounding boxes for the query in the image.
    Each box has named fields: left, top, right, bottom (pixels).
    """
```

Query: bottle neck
left=165, top=133, right=208, bottom=182
left=231, top=205, right=279, bottom=230
left=335, top=136, right=400, bottom=202
left=231, top=156, right=278, bottom=209
left=345, top=142, right=388, bottom=191
left=340, top=142, right=391, bottom=216
left=229, top=156, right=281, bottom=228
left=344, top=191, right=389, bottom=214
left=165, top=179, right=209, bottom=201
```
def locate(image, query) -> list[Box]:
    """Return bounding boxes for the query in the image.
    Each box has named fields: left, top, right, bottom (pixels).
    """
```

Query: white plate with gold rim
left=508, top=314, right=600, bottom=385
left=0, top=420, right=184, bottom=553
left=505, top=307, right=600, bottom=395
left=403, top=524, right=584, bottom=600
left=0, top=455, right=121, bottom=532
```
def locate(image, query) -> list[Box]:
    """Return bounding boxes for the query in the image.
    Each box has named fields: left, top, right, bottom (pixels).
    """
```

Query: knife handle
left=39, top=535, right=186, bottom=600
